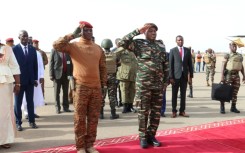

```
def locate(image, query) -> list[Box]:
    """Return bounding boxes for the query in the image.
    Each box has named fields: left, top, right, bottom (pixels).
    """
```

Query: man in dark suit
left=13, top=30, right=38, bottom=131
left=169, top=35, right=193, bottom=118
left=49, top=49, right=73, bottom=114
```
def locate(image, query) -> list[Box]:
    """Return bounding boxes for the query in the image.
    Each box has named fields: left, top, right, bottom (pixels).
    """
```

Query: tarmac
left=1, top=55, right=245, bottom=153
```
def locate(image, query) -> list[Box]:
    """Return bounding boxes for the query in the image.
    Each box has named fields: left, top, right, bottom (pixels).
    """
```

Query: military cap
left=32, top=39, right=39, bottom=43
left=207, top=48, right=212, bottom=51
left=79, top=21, right=93, bottom=28
left=5, top=38, right=14, bottom=42
left=144, top=23, right=158, bottom=31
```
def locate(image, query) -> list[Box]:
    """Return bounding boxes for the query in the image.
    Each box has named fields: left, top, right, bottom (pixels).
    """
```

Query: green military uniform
left=220, top=52, right=244, bottom=113
left=101, top=39, right=119, bottom=120
left=204, top=51, right=216, bottom=86
left=118, top=29, right=169, bottom=140
left=115, top=47, right=138, bottom=113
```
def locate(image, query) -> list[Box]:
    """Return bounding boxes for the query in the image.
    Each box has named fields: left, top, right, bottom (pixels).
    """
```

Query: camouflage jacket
left=118, top=29, right=169, bottom=89
left=206, top=53, right=216, bottom=67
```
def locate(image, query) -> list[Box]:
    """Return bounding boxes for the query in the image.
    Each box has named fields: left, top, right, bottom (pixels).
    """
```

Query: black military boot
left=122, top=103, right=128, bottom=113
left=126, top=103, right=132, bottom=113
left=139, top=138, right=148, bottom=149
left=127, top=103, right=137, bottom=113
left=187, top=87, right=193, bottom=98
left=99, top=108, right=104, bottom=119
left=118, top=101, right=123, bottom=107
left=110, top=109, right=119, bottom=119
left=220, top=101, right=225, bottom=114
left=230, top=103, right=240, bottom=113
left=147, top=136, right=161, bottom=147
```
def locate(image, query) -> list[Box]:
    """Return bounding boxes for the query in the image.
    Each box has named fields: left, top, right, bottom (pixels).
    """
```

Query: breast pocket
left=140, top=48, right=152, bottom=59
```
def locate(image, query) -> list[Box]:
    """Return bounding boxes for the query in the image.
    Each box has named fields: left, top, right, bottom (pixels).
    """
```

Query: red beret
left=5, top=38, right=14, bottom=42
left=32, top=39, right=39, bottom=43
left=79, top=21, right=93, bottom=28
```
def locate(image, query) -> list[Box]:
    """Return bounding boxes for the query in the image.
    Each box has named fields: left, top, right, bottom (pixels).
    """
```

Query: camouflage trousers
left=120, top=81, right=136, bottom=104
left=138, top=87, right=163, bottom=139
left=206, top=66, right=215, bottom=82
left=102, top=73, right=117, bottom=111
left=73, top=84, right=102, bottom=150
left=224, top=73, right=240, bottom=104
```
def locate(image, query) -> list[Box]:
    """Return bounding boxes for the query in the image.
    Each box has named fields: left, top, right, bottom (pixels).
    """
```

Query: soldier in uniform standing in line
left=114, top=42, right=138, bottom=113
left=220, top=42, right=245, bottom=114
left=113, top=38, right=123, bottom=107
left=100, top=39, right=119, bottom=120
left=118, top=23, right=169, bottom=148
left=212, top=50, right=217, bottom=73
left=204, top=48, right=216, bottom=86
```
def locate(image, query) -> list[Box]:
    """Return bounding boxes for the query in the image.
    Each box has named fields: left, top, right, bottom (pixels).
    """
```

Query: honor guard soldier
left=220, top=42, right=245, bottom=114
left=204, top=48, right=216, bottom=86
left=100, top=39, right=119, bottom=120
left=114, top=44, right=138, bottom=113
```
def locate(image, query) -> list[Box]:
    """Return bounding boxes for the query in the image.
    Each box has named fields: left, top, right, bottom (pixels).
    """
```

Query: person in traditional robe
left=22, top=50, right=44, bottom=118
left=0, top=44, right=20, bottom=149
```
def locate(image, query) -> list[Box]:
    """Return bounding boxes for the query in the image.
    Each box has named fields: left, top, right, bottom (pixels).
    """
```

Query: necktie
left=24, top=46, right=28, bottom=57
left=179, top=47, right=183, bottom=59
left=62, top=52, right=67, bottom=72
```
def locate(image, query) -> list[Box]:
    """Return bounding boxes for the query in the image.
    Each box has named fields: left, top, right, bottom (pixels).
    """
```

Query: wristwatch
left=15, top=83, right=21, bottom=86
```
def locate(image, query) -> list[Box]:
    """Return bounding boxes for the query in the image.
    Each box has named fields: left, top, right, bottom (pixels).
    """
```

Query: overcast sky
left=0, top=0, right=245, bottom=53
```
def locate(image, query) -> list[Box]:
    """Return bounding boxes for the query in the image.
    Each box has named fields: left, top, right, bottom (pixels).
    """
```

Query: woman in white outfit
left=0, top=43, right=20, bottom=149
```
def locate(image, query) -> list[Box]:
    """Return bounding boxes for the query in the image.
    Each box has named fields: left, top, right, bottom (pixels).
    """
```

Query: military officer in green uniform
left=114, top=44, right=138, bottom=113
left=118, top=23, right=169, bottom=149
left=220, top=42, right=245, bottom=114
left=204, top=48, right=216, bottom=86
left=100, top=39, right=119, bottom=120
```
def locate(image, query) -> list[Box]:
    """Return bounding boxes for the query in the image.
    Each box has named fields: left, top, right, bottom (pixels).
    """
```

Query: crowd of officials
left=0, top=21, right=245, bottom=153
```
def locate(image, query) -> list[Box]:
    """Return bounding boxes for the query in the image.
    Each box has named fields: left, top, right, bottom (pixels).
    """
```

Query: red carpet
left=23, top=118, right=245, bottom=153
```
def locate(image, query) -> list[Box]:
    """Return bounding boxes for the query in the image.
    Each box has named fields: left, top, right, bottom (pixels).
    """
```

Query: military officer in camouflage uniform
left=204, top=48, right=216, bottom=86
left=100, top=39, right=119, bottom=120
left=118, top=23, right=169, bottom=149
left=114, top=44, right=138, bottom=113
left=220, top=42, right=245, bottom=114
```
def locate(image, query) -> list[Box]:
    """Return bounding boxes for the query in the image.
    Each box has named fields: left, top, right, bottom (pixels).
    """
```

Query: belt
left=228, top=71, right=238, bottom=75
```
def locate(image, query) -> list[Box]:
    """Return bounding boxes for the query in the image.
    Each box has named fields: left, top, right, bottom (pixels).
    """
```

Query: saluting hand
left=139, top=24, right=152, bottom=34
left=72, top=26, right=82, bottom=39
